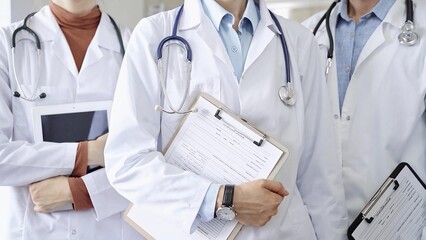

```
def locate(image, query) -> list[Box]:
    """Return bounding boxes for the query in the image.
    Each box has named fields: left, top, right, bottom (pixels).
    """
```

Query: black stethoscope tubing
left=312, top=0, right=416, bottom=75
left=11, top=11, right=125, bottom=101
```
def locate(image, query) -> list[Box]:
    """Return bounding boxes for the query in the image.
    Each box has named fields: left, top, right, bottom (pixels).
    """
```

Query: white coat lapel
left=244, top=1, right=275, bottom=73
left=43, top=7, right=79, bottom=77
left=51, top=32, right=79, bottom=77
left=355, top=0, right=404, bottom=71
left=195, top=18, right=233, bottom=69
left=32, top=6, right=78, bottom=77
left=80, top=12, right=115, bottom=72
left=180, top=0, right=233, bottom=72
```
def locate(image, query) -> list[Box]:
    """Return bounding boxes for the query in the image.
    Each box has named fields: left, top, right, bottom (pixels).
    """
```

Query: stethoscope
left=313, top=0, right=418, bottom=76
left=11, top=12, right=125, bottom=101
left=155, top=5, right=295, bottom=115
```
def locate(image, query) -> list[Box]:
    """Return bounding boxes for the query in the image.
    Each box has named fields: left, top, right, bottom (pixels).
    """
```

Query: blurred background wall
left=1, top=0, right=330, bottom=28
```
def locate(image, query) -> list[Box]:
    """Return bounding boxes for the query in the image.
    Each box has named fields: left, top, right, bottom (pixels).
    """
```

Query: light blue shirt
left=201, top=0, right=260, bottom=81
left=196, top=0, right=260, bottom=222
left=335, top=0, right=395, bottom=112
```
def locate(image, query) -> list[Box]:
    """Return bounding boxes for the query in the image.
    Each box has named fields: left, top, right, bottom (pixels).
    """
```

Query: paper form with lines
left=348, top=162, right=426, bottom=240
left=125, top=93, right=289, bottom=240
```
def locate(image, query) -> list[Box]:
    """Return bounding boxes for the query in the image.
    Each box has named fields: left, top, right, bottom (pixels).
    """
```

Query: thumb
left=262, top=180, right=289, bottom=197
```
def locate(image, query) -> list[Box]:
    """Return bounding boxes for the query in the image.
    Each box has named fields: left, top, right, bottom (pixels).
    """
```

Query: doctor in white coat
left=303, top=0, right=426, bottom=228
left=105, top=0, right=347, bottom=239
left=0, top=0, right=144, bottom=239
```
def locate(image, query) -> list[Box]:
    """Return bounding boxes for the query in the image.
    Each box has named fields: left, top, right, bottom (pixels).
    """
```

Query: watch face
left=216, top=207, right=236, bottom=221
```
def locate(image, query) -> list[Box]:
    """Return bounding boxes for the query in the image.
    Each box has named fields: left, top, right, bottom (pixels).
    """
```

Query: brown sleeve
left=68, top=177, right=94, bottom=211
left=71, top=141, right=89, bottom=177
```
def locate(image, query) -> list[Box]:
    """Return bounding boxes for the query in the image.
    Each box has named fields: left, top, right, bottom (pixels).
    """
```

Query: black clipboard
left=347, top=162, right=426, bottom=240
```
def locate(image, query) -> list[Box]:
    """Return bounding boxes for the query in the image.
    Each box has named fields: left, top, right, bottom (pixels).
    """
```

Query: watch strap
left=222, top=184, right=234, bottom=207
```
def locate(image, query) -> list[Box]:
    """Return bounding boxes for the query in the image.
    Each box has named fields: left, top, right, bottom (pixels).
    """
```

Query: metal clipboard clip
left=214, top=108, right=266, bottom=147
left=361, top=178, right=400, bottom=223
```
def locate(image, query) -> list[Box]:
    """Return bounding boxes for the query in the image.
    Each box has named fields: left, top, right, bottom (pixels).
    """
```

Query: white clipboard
left=124, top=93, right=289, bottom=240
left=348, top=162, right=426, bottom=240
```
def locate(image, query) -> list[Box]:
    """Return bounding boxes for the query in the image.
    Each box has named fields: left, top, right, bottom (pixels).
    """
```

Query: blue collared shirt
left=335, top=0, right=395, bottom=111
left=196, top=0, right=260, bottom=223
left=201, top=0, right=260, bottom=81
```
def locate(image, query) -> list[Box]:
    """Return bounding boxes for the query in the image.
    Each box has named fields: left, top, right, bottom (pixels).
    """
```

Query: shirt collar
left=201, top=0, right=259, bottom=33
left=337, top=0, right=396, bottom=22
left=241, top=0, right=259, bottom=34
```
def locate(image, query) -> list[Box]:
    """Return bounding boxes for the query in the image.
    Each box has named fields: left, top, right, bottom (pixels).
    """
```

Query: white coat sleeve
left=0, top=28, right=77, bottom=187
left=82, top=168, right=130, bottom=220
left=293, top=26, right=348, bottom=239
left=105, top=16, right=212, bottom=234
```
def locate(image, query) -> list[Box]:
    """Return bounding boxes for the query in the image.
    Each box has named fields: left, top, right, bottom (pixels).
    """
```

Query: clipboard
left=32, top=101, right=111, bottom=143
left=347, top=162, right=426, bottom=240
left=124, top=93, right=289, bottom=240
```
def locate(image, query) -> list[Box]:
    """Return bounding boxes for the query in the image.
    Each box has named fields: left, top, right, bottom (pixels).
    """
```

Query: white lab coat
left=105, top=0, right=347, bottom=239
left=0, top=6, right=144, bottom=240
left=303, top=0, right=426, bottom=229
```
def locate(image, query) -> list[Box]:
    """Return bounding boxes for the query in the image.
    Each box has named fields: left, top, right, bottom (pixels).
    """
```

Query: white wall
left=0, top=0, right=39, bottom=26
left=0, top=1, right=11, bottom=27
left=2, top=0, right=329, bottom=29
left=31, top=0, right=182, bottom=29
left=267, top=0, right=330, bottom=22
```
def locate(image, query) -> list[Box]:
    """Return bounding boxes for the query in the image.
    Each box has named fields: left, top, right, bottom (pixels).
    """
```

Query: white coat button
left=334, top=114, right=339, bottom=119
left=345, top=66, right=351, bottom=73
left=231, top=46, right=238, bottom=52
left=71, top=230, right=77, bottom=235
left=346, top=116, right=351, bottom=121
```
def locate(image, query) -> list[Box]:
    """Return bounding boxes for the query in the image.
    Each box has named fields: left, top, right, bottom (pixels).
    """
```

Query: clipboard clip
left=214, top=109, right=265, bottom=147
left=361, top=178, right=399, bottom=223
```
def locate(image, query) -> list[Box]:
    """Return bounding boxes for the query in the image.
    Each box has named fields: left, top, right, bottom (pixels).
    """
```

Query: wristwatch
left=215, top=185, right=236, bottom=221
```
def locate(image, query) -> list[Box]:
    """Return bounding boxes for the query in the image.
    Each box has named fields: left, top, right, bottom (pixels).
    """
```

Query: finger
left=262, top=180, right=288, bottom=197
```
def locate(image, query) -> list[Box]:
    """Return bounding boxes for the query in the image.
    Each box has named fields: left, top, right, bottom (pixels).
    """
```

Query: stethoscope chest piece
left=398, top=21, right=418, bottom=46
left=279, top=85, right=296, bottom=106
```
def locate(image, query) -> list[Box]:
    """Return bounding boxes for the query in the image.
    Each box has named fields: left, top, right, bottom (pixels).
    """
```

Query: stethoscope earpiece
left=13, top=91, right=46, bottom=100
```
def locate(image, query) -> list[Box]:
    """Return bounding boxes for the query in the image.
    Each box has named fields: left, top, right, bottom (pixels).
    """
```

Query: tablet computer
left=32, top=101, right=112, bottom=143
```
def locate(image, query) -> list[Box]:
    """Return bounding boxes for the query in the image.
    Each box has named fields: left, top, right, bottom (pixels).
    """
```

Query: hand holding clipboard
left=125, top=93, right=290, bottom=240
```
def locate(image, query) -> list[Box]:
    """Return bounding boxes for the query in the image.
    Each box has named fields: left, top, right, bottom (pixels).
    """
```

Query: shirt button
left=334, top=114, right=339, bottom=119
left=231, top=46, right=238, bottom=52
left=71, top=230, right=77, bottom=235
left=346, top=116, right=351, bottom=121
left=345, top=66, right=351, bottom=73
